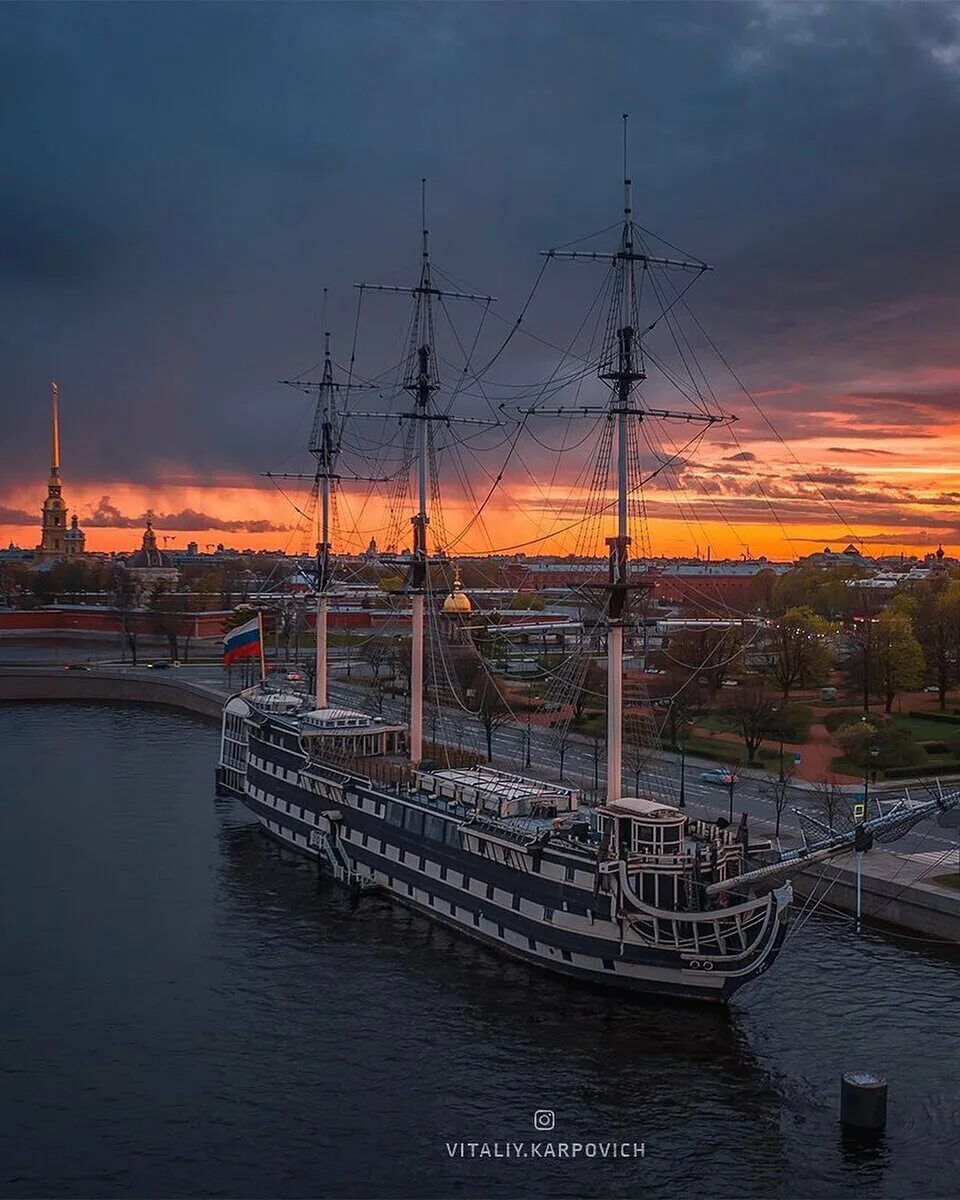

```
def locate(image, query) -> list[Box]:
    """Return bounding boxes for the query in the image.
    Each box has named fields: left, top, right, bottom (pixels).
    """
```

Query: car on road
left=64, top=663, right=90, bottom=671
left=149, top=661, right=171, bottom=670
left=924, top=685, right=941, bottom=694
left=699, top=767, right=738, bottom=786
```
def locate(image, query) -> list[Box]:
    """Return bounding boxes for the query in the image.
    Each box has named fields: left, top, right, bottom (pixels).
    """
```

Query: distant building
left=120, top=522, right=179, bottom=600
left=798, top=544, right=872, bottom=570
left=36, top=382, right=85, bottom=560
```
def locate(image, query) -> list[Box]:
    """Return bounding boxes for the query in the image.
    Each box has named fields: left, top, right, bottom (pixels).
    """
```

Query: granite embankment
left=0, top=666, right=224, bottom=721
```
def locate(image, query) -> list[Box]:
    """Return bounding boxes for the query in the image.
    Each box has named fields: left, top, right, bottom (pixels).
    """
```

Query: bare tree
left=469, top=667, right=511, bottom=762
left=761, top=766, right=795, bottom=842
left=721, top=687, right=779, bottom=764
left=810, top=776, right=848, bottom=832
left=147, top=583, right=182, bottom=661
left=360, top=635, right=394, bottom=715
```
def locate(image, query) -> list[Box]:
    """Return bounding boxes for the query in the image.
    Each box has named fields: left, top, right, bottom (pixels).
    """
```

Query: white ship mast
left=357, top=182, right=495, bottom=765
left=538, top=116, right=729, bottom=802
left=310, top=328, right=336, bottom=708
left=271, top=292, right=365, bottom=709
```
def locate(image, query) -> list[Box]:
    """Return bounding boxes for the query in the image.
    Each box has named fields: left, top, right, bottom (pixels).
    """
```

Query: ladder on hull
left=310, top=829, right=378, bottom=891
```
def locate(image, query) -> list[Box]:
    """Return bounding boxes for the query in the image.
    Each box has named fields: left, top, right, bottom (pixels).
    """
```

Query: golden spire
left=50, top=381, right=61, bottom=481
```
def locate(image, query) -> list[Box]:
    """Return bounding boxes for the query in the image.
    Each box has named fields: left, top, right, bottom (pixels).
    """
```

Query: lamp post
left=678, top=737, right=686, bottom=808
left=727, top=769, right=737, bottom=825
left=855, top=737, right=880, bottom=934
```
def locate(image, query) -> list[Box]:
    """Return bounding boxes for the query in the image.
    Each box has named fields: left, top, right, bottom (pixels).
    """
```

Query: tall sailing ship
left=215, top=148, right=953, bottom=1002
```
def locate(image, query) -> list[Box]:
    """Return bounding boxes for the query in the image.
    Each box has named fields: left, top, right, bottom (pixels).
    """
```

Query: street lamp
left=772, top=703, right=786, bottom=783
left=727, top=768, right=738, bottom=825
left=678, top=737, right=686, bottom=808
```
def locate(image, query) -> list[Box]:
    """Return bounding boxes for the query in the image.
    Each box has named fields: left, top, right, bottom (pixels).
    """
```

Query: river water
left=1, top=704, right=958, bottom=1199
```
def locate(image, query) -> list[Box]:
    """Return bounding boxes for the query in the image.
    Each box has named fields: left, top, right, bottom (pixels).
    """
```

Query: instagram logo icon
left=533, top=1110, right=555, bottom=1132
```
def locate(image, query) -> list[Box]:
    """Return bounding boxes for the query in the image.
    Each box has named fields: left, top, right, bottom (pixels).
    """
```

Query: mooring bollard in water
left=840, top=1072, right=888, bottom=1130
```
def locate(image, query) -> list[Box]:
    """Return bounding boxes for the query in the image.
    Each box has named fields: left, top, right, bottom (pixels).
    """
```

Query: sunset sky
left=3, top=2, right=960, bottom=560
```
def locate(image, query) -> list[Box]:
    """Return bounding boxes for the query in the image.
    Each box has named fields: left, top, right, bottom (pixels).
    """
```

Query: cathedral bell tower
left=38, top=381, right=83, bottom=558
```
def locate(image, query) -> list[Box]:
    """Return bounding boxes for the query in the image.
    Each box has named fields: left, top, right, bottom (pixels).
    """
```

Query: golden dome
left=442, top=569, right=472, bottom=615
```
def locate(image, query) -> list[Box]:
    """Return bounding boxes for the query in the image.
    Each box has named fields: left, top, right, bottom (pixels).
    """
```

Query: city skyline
left=3, top=2, right=960, bottom=557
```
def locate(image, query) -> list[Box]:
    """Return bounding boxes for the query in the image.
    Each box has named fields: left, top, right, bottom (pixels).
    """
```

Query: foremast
left=272, top=291, right=351, bottom=709
left=309, top=329, right=337, bottom=709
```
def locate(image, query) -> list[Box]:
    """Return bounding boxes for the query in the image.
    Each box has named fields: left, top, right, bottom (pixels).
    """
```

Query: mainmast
left=602, top=137, right=641, bottom=807
left=406, top=186, right=438, bottom=765
left=357, top=182, right=495, bottom=766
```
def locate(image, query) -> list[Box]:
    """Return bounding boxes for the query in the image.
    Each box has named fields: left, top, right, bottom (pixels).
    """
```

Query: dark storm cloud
left=85, top=496, right=292, bottom=533
left=2, top=0, right=960, bottom=495
left=0, top=505, right=35, bottom=525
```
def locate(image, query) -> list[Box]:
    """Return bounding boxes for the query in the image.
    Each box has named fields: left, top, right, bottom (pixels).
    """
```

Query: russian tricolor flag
left=223, top=616, right=262, bottom=666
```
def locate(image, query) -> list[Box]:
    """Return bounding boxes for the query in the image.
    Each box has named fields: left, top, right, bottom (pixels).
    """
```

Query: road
left=6, top=647, right=957, bottom=860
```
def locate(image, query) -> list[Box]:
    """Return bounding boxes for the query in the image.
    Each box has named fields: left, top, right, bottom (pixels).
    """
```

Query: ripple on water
left=1, top=704, right=959, bottom=1199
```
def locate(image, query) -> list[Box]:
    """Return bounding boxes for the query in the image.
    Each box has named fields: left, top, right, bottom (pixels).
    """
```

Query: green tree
left=915, top=581, right=960, bottom=710
left=770, top=565, right=865, bottom=619
left=874, top=608, right=924, bottom=713
left=765, top=605, right=837, bottom=700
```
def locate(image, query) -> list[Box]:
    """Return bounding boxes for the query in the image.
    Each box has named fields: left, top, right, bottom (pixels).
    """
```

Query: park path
left=791, top=722, right=860, bottom=784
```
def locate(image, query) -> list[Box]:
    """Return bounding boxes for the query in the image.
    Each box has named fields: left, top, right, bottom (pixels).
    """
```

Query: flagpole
left=258, top=610, right=266, bottom=683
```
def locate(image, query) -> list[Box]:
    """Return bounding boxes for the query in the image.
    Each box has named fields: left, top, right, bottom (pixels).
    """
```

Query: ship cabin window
left=404, top=808, right=424, bottom=837
left=628, top=819, right=684, bottom=856
left=385, top=801, right=404, bottom=826
left=424, top=814, right=445, bottom=842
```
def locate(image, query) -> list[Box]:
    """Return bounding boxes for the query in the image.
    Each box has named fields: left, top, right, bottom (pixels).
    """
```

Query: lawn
left=890, top=714, right=960, bottom=741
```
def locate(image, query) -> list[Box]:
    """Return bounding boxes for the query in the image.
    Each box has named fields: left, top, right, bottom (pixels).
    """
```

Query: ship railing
left=623, top=892, right=774, bottom=956
left=623, top=851, right=690, bottom=869
left=463, top=814, right=544, bottom=847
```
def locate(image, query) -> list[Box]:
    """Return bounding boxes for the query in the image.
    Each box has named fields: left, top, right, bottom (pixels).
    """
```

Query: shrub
left=836, top=720, right=925, bottom=769
left=825, top=708, right=885, bottom=734
left=907, top=710, right=960, bottom=725
left=779, top=703, right=813, bottom=742
left=883, top=763, right=960, bottom=780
